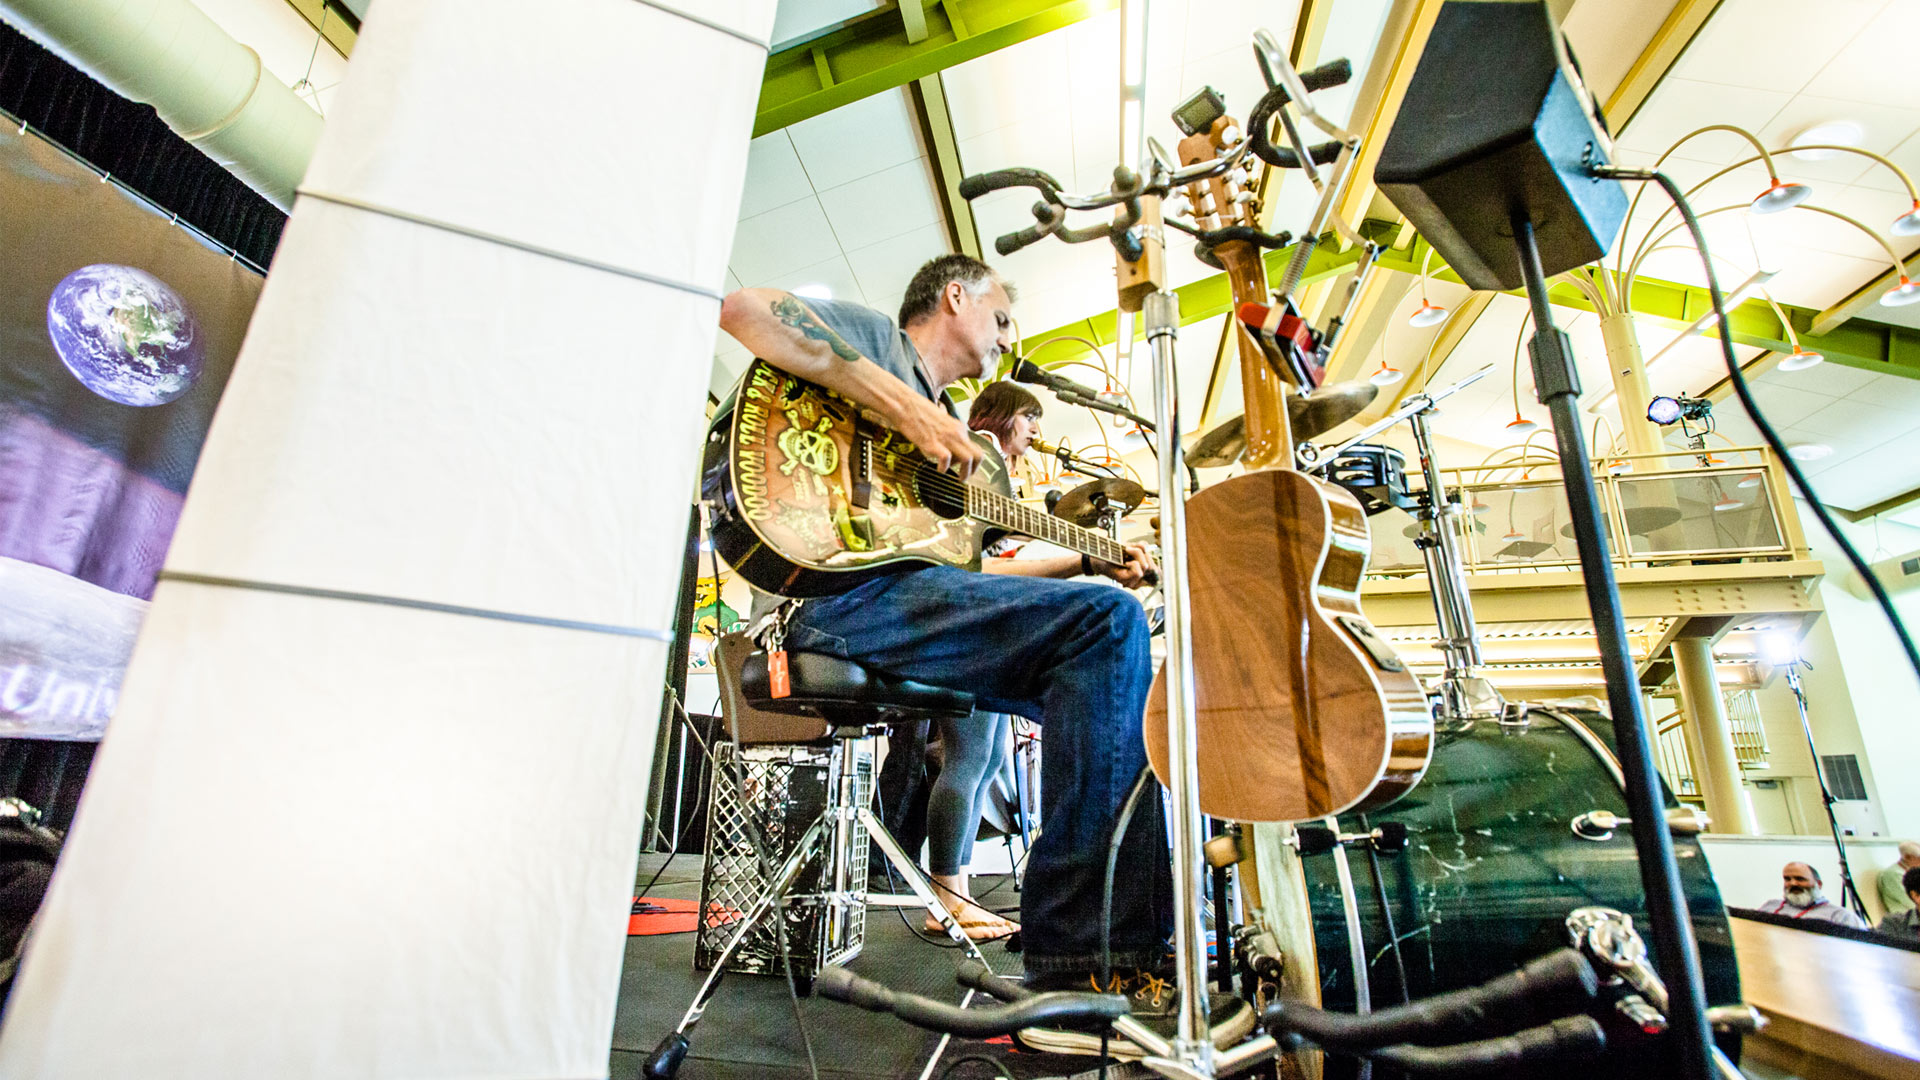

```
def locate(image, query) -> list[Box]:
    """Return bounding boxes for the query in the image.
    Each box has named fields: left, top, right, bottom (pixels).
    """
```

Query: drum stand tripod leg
left=643, top=817, right=827, bottom=1080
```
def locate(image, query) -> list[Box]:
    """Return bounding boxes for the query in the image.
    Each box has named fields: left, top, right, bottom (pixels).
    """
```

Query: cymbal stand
left=1404, top=408, right=1506, bottom=725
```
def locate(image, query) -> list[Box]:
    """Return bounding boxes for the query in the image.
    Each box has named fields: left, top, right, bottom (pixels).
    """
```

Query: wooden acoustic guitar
left=702, top=359, right=1136, bottom=597
left=1143, top=117, right=1433, bottom=822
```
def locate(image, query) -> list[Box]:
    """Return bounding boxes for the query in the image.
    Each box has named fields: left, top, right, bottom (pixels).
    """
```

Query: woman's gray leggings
left=926, top=709, right=1013, bottom=877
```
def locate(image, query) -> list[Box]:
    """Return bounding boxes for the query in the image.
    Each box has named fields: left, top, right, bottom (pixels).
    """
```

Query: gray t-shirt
left=734, top=298, right=953, bottom=620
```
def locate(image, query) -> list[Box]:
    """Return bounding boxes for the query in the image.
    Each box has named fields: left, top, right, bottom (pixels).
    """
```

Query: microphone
left=1010, top=357, right=1100, bottom=400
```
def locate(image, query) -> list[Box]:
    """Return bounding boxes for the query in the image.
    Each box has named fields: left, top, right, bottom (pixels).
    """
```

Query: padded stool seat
left=741, top=650, right=974, bottom=722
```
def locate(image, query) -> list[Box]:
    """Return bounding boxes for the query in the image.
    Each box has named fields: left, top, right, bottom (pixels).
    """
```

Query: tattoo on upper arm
left=772, top=294, right=863, bottom=364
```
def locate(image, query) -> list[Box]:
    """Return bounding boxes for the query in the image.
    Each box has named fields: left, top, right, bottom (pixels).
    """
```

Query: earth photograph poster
left=0, top=124, right=264, bottom=740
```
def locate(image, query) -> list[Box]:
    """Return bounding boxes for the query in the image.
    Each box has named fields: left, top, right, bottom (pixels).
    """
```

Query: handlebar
left=816, top=965, right=1129, bottom=1038
left=957, top=167, right=1064, bottom=202
left=1367, top=1016, right=1606, bottom=1076
left=1261, top=948, right=1599, bottom=1050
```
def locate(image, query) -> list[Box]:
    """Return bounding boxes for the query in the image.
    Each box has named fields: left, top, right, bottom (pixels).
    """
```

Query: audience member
left=1875, top=867, right=1920, bottom=942
left=1877, top=841, right=1920, bottom=916
left=1756, top=861, right=1867, bottom=929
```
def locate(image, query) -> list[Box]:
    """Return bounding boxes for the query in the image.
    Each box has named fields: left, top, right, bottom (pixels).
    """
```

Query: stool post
left=826, top=732, right=864, bottom=957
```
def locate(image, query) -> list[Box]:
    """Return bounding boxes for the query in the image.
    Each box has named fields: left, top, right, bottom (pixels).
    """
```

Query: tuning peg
left=1167, top=194, right=1193, bottom=218
left=1233, top=190, right=1255, bottom=204
left=1221, top=125, right=1242, bottom=147
left=1228, top=167, right=1249, bottom=187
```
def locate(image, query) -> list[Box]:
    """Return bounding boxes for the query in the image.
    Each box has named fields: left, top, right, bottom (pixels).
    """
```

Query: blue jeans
left=786, top=565, right=1171, bottom=974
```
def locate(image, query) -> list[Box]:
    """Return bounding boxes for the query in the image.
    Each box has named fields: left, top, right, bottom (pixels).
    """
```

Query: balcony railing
left=1363, top=446, right=1808, bottom=578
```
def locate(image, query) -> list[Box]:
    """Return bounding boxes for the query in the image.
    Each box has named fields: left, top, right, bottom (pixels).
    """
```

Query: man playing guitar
left=717, top=254, right=1252, bottom=1056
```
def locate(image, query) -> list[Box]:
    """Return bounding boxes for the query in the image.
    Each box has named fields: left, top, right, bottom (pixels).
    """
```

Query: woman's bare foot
left=927, top=872, right=1019, bottom=940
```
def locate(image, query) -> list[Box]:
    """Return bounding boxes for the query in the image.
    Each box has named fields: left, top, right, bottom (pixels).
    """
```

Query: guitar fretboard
left=964, top=487, right=1129, bottom=566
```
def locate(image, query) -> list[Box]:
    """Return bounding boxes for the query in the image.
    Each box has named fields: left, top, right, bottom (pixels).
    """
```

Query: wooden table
left=1731, top=915, right=1920, bottom=1079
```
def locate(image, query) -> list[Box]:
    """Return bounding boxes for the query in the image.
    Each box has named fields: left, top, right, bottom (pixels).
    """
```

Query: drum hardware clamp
left=1287, top=821, right=1409, bottom=858
left=1229, top=924, right=1286, bottom=984
left=1569, top=807, right=1711, bottom=842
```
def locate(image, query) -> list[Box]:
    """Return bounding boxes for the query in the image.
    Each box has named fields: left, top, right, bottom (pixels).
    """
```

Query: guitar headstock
left=1172, top=117, right=1256, bottom=234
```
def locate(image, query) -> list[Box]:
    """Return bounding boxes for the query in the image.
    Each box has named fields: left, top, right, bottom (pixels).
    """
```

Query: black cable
left=1097, top=766, right=1156, bottom=1080
left=935, top=1053, right=1016, bottom=1080
left=721, top=739, right=820, bottom=1080
left=1357, top=813, right=1411, bottom=1008
left=1631, top=169, right=1920, bottom=683
left=633, top=689, right=719, bottom=905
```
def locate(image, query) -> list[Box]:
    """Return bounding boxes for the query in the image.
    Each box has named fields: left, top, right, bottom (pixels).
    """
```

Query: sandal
left=925, top=913, right=1019, bottom=941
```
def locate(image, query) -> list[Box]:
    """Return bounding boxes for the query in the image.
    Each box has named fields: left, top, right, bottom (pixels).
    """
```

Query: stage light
left=1737, top=472, right=1763, bottom=488
left=1787, top=442, right=1832, bottom=461
left=1883, top=275, right=1920, bottom=307
left=1647, top=395, right=1711, bottom=426
left=1370, top=363, right=1404, bottom=386
left=1505, top=414, right=1538, bottom=434
left=1894, top=200, right=1920, bottom=237
left=1750, top=178, right=1812, bottom=215
left=1762, top=632, right=1798, bottom=665
left=1713, top=494, right=1743, bottom=512
left=1408, top=299, right=1448, bottom=328
left=1777, top=347, right=1823, bottom=371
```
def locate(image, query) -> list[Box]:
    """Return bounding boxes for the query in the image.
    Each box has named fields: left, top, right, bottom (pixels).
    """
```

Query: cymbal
left=1184, top=415, right=1246, bottom=468
left=1053, top=477, right=1146, bottom=526
left=1178, top=381, right=1380, bottom=468
left=1290, top=380, right=1378, bottom=441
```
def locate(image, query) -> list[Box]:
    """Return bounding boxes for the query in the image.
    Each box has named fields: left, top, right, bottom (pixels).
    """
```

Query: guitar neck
left=964, top=487, right=1130, bottom=566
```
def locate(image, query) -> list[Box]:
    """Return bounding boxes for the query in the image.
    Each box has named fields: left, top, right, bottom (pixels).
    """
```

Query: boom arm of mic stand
left=1303, top=364, right=1495, bottom=473
left=1055, top=389, right=1156, bottom=432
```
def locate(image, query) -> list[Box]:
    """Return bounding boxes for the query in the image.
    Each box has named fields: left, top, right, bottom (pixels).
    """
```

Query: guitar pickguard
left=724, top=362, right=997, bottom=582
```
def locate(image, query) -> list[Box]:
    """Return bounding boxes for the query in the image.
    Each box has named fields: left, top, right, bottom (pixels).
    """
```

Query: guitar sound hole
left=914, top=472, right=967, bottom=520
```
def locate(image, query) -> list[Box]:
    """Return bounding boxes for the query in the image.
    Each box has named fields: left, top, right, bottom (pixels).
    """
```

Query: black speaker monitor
left=1374, top=0, right=1627, bottom=291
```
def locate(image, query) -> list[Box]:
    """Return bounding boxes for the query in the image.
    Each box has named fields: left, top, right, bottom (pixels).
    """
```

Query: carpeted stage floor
left=611, top=853, right=1119, bottom=1080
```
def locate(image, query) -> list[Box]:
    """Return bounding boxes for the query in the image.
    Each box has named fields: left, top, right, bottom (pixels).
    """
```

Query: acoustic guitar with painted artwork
left=1143, top=116, right=1433, bottom=823
left=703, top=359, right=1134, bottom=598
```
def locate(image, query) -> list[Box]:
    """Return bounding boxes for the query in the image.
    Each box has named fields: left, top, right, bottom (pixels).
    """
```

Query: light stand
left=1514, top=216, right=1715, bottom=1080
left=1780, top=659, right=1869, bottom=920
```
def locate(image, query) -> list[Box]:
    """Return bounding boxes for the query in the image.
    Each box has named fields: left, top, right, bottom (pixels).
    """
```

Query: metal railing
left=1363, top=446, right=1807, bottom=577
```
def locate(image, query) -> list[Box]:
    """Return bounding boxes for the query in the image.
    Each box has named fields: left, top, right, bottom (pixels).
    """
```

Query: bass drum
left=1251, top=704, right=1742, bottom=1077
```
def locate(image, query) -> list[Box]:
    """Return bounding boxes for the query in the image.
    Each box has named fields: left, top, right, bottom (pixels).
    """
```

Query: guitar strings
left=870, top=451, right=1123, bottom=554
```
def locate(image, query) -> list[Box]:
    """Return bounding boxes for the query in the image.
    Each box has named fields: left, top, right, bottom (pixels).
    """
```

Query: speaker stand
left=1512, top=215, right=1715, bottom=1080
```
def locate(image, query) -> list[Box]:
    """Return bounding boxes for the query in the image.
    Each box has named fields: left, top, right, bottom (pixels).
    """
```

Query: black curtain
left=0, top=21, right=287, bottom=270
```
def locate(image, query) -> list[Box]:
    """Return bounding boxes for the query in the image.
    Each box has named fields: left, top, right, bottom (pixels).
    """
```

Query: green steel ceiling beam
left=754, top=0, right=1116, bottom=138
left=1018, top=222, right=1920, bottom=381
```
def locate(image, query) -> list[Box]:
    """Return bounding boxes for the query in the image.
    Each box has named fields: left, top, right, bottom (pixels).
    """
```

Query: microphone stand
left=1781, top=659, right=1870, bottom=921
left=1513, top=215, right=1715, bottom=1080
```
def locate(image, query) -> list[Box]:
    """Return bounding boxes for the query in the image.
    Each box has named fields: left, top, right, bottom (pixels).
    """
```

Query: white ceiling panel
left=817, top=157, right=944, bottom=250
left=787, top=89, right=926, bottom=191
left=1801, top=1, right=1915, bottom=107
left=1616, top=79, right=1794, bottom=164
left=1756, top=95, right=1920, bottom=187
left=845, top=222, right=951, bottom=306
left=758, top=253, right=869, bottom=305
left=1668, top=0, right=1885, bottom=93
left=1757, top=355, right=1881, bottom=397
left=1793, top=394, right=1911, bottom=439
left=728, top=195, right=843, bottom=285
left=1845, top=371, right=1920, bottom=410
left=737, top=132, right=816, bottom=218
